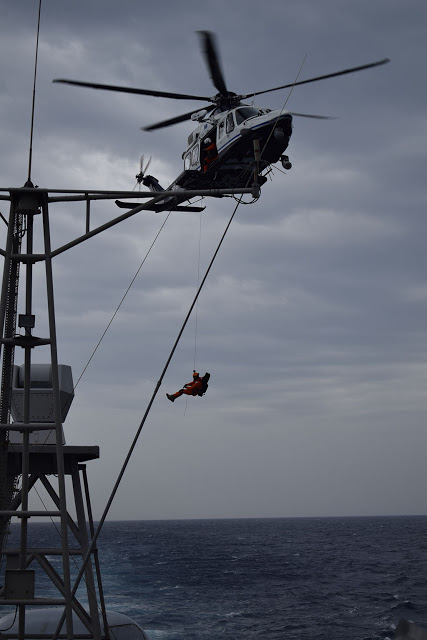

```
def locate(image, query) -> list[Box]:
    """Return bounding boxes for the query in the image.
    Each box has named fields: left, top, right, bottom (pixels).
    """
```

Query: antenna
left=27, top=0, right=42, bottom=185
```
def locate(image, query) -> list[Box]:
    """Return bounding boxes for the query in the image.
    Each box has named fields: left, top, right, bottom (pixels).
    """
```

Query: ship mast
left=0, top=196, right=22, bottom=550
left=0, top=185, right=104, bottom=640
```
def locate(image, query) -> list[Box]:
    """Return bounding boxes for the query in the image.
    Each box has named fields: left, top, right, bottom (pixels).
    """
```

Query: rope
left=56, top=197, right=244, bottom=636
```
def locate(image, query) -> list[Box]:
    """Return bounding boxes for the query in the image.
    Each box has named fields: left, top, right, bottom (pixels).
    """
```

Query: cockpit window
left=235, top=107, right=262, bottom=125
left=218, top=118, right=225, bottom=139
left=226, top=113, right=235, bottom=133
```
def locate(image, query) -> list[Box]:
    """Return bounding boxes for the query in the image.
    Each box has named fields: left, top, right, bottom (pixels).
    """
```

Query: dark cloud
left=1, top=0, right=426, bottom=519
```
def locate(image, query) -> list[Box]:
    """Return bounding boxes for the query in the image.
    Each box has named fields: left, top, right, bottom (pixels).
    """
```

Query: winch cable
left=185, top=208, right=203, bottom=416
left=193, top=208, right=203, bottom=371
left=57, top=197, right=244, bottom=633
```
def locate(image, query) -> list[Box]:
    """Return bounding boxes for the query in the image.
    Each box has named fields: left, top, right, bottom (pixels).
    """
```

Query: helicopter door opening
left=201, top=129, right=218, bottom=173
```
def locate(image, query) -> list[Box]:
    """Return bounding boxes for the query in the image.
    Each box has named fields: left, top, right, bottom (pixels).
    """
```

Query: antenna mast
left=27, top=0, right=42, bottom=185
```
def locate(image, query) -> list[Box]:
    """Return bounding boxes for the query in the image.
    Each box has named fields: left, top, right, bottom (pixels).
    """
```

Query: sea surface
left=3, top=517, right=427, bottom=639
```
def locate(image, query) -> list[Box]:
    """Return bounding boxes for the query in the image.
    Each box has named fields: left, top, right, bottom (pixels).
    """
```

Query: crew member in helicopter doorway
left=203, top=138, right=218, bottom=172
left=166, top=371, right=210, bottom=402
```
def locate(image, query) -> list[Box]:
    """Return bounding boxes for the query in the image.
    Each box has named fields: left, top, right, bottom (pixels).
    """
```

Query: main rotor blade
left=142, top=105, right=216, bottom=132
left=290, top=112, right=337, bottom=119
left=53, top=78, right=211, bottom=102
left=240, top=58, right=390, bottom=99
left=198, top=31, right=228, bottom=96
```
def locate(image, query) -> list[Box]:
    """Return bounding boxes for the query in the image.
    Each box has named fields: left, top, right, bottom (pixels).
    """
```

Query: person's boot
left=166, top=393, right=175, bottom=402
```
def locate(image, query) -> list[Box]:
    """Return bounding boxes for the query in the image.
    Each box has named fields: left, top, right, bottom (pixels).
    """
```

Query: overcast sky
left=1, top=0, right=426, bottom=520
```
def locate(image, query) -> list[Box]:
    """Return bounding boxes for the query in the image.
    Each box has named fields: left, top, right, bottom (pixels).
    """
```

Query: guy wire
left=260, top=54, right=307, bottom=161
left=71, top=210, right=173, bottom=395
left=37, top=209, right=172, bottom=450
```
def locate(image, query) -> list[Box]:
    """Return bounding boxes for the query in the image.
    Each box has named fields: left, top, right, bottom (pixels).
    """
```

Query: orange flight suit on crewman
left=167, top=372, right=202, bottom=402
left=203, top=139, right=218, bottom=172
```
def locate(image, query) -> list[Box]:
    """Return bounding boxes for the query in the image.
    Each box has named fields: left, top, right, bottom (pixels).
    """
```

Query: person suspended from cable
left=166, top=370, right=210, bottom=402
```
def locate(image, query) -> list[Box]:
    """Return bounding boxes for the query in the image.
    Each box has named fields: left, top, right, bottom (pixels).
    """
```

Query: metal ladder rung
left=0, top=510, right=61, bottom=517
left=3, top=548, right=84, bottom=555
left=0, top=597, right=66, bottom=605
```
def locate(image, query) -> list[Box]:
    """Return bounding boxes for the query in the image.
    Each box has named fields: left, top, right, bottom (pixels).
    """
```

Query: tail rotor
left=134, top=155, right=152, bottom=190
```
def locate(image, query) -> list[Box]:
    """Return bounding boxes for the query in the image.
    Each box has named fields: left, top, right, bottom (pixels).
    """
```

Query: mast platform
left=5, top=445, right=99, bottom=476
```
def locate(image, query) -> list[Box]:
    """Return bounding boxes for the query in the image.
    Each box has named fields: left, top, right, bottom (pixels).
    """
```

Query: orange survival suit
left=167, top=371, right=203, bottom=402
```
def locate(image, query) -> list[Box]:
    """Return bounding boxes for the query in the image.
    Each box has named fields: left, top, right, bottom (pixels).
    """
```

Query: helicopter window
left=218, top=118, right=225, bottom=139
left=191, top=144, right=199, bottom=166
left=235, top=107, right=262, bottom=125
left=184, top=153, right=191, bottom=170
left=226, top=113, right=235, bottom=134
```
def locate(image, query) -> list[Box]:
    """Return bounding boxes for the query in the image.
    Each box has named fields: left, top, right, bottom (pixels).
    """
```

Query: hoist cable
left=60, top=197, right=243, bottom=628
left=193, top=209, right=203, bottom=371
left=185, top=209, right=203, bottom=416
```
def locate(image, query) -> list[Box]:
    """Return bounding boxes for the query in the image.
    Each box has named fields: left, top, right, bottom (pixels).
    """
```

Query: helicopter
left=54, top=31, right=389, bottom=212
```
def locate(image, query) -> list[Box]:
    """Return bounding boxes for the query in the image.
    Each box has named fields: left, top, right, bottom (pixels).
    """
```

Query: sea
left=3, top=516, right=427, bottom=639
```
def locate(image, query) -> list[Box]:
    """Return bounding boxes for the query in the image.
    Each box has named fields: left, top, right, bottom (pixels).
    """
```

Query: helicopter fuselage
left=179, top=105, right=293, bottom=187
left=136, top=106, right=293, bottom=212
